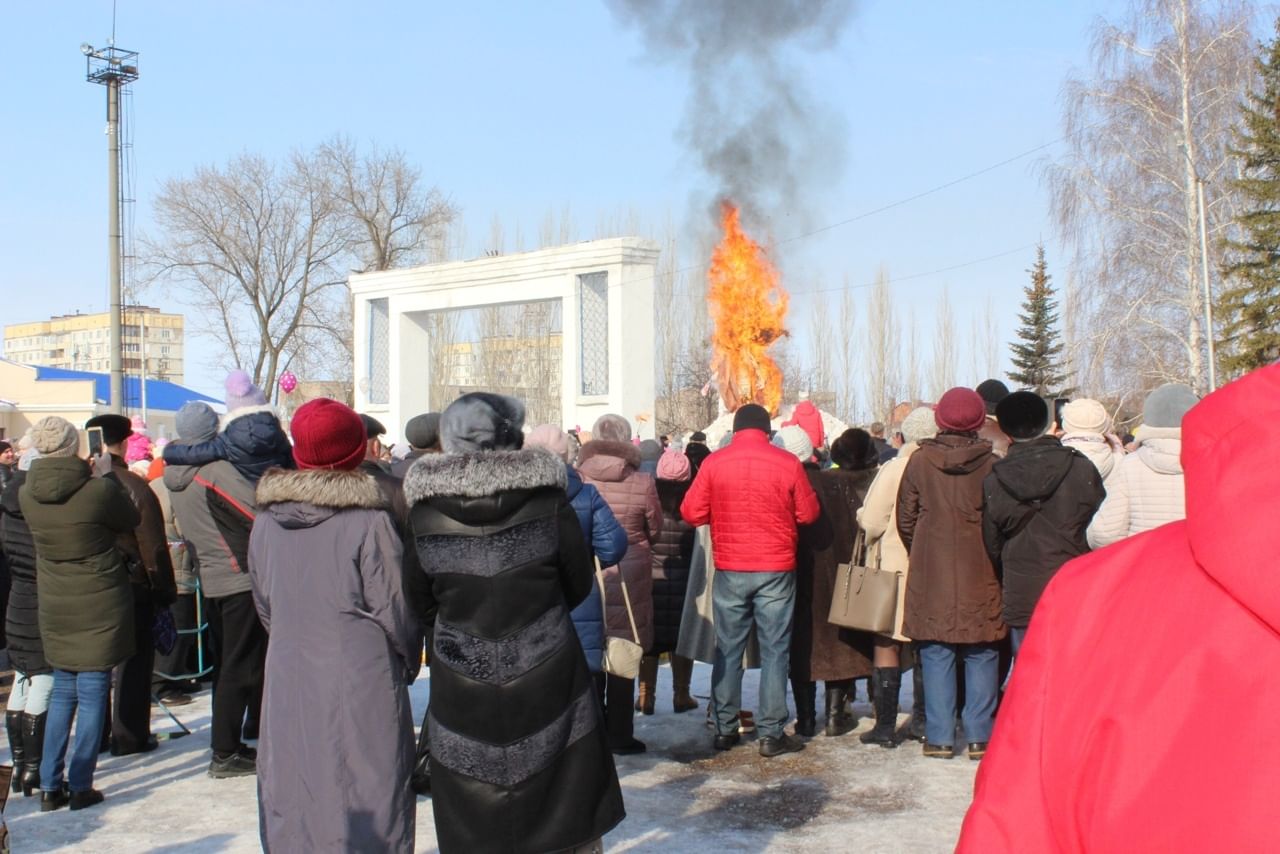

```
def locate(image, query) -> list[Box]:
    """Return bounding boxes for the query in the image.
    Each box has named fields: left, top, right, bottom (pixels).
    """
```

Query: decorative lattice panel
left=368, top=297, right=390, bottom=404
left=578, top=272, right=608, bottom=396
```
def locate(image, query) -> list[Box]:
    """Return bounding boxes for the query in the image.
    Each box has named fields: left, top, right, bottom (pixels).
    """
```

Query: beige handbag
left=596, top=558, right=644, bottom=679
left=828, top=530, right=900, bottom=634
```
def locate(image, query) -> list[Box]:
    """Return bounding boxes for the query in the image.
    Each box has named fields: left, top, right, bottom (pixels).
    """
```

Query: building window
left=368, top=298, right=390, bottom=405
left=578, top=272, right=609, bottom=396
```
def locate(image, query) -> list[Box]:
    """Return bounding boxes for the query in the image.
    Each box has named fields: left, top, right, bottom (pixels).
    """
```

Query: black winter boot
left=5, top=711, right=24, bottom=794
left=791, top=679, right=817, bottom=737
left=824, top=680, right=856, bottom=736
left=907, top=662, right=926, bottom=742
left=860, top=668, right=901, bottom=748
left=21, top=712, right=46, bottom=796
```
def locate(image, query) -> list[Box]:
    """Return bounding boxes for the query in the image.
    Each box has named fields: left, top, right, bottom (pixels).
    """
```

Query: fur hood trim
left=222, top=403, right=278, bottom=431
left=256, top=468, right=388, bottom=510
left=403, top=447, right=567, bottom=504
left=576, top=439, right=641, bottom=469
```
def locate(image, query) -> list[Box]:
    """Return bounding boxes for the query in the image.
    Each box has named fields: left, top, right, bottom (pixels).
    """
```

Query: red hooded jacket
left=958, top=364, right=1280, bottom=853
left=781, top=400, right=825, bottom=450
left=680, top=429, right=820, bottom=571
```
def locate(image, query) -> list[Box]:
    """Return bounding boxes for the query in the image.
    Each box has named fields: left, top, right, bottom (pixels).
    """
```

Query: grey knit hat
left=440, top=392, right=526, bottom=453
left=592, top=413, right=632, bottom=443
left=175, top=401, right=220, bottom=443
left=31, top=416, right=80, bottom=458
left=1143, top=383, right=1199, bottom=430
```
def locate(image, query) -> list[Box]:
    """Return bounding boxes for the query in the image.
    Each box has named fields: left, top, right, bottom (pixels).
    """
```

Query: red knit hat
left=934, top=387, right=988, bottom=433
left=290, top=398, right=366, bottom=471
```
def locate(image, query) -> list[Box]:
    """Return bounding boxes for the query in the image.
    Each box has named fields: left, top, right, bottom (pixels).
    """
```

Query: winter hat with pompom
left=1061, top=398, right=1110, bottom=436
left=526, top=424, right=571, bottom=461
left=901, top=406, right=939, bottom=445
left=656, top=448, right=692, bottom=481
left=935, top=387, right=988, bottom=434
left=289, top=398, right=367, bottom=471
left=225, top=369, right=268, bottom=412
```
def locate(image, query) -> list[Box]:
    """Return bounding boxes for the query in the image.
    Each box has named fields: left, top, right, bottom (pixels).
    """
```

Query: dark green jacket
left=19, top=456, right=139, bottom=671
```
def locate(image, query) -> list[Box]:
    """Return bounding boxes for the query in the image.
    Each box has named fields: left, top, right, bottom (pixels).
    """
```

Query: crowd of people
left=0, top=361, right=1224, bottom=852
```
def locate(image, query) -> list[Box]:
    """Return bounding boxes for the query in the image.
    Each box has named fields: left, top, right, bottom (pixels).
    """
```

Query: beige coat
left=855, top=442, right=919, bottom=641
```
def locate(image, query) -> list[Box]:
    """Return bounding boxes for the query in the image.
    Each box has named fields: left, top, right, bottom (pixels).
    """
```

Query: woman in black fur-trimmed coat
left=404, top=393, right=624, bottom=854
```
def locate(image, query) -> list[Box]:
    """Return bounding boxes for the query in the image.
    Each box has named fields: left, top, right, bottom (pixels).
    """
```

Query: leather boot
left=635, top=655, right=658, bottom=715
left=5, top=711, right=24, bottom=794
left=824, top=679, right=856, bottom=737
left=860, top=668, right=901, bottom=747
left=791, top=678, right=817, bottom=737
left=20, top=712, right=46, bottom=796
left=907, top=661, right=926, bottom=742
left=670, top=655, right=698, bottom=713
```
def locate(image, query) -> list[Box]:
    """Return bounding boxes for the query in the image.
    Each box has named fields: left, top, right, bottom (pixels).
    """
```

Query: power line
left=603, top=125, right=1086, bottom=297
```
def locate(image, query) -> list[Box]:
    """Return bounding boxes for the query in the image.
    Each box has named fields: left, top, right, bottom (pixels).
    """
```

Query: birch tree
left=1047, top=0, right=1256, bottom=396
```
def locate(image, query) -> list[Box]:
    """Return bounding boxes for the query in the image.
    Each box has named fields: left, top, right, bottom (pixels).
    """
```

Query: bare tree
left=807, top=287, right=836, bottom=400
left=867, top=267, right=898, bottom=424
left=317, top=136, right=457, bottom=273
left=835, top=276, right=860, bottom=422
left=903, top=312, right=923, bottom=406
left=145, top=151, right=351, bottom=396
left=981, top=293, right=1001, bottom=380
left=1047, top=0, right=1256, bottom=396
left=929, top=286, right=958, bottom=399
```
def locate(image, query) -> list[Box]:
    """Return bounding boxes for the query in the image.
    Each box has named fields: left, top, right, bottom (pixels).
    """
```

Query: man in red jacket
left=681, top=404, right=821, bottom=758
left=958, top=363, right=1280, bottom=852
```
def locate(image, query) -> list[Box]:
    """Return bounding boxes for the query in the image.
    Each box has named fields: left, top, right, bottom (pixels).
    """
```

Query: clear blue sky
left=2, top=0, right=1124, bottom=402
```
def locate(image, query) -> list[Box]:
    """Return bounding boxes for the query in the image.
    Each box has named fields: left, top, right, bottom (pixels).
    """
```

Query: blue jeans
left=918, top=642, right=999, bottom=747
left=712, top=570, right=795, bottom=740
left=41, top=669, right=111, bottom=793
left=1010, top=626, right=1027, bottom=657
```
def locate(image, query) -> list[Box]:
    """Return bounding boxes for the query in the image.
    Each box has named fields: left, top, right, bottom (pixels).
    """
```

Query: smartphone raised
left=86, top=426, right=104, bottom=458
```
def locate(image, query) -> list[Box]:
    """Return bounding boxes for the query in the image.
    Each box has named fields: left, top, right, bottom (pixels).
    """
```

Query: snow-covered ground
left=4, top=663, right=976, bottom=853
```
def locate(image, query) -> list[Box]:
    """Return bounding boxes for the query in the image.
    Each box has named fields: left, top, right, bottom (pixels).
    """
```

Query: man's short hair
left=869, top=421, right=886, bottom=436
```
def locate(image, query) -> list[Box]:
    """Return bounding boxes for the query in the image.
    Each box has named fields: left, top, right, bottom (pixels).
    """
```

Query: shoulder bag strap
left=596, top=557, right=642, bottom=645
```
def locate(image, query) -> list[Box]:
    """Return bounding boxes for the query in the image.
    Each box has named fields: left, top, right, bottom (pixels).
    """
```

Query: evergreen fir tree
left=1007, top=244, right=1069, bottom=396
left=1220, top=19, right=1280, bottom=375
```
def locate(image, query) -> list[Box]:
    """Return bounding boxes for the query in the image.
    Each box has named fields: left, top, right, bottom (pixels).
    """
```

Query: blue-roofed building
left=0, top=359, right=223, bottom=446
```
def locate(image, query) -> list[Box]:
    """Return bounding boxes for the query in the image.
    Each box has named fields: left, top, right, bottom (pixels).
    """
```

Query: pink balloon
left=278, top=371, right=298, bottom=394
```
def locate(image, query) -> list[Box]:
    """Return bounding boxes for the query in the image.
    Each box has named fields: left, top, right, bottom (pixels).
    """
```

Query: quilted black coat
left=404, top=449, right=624, bottom=854
left=1, top=470, right=49, bottom=676
left=650, top=478, right=695, bottom=654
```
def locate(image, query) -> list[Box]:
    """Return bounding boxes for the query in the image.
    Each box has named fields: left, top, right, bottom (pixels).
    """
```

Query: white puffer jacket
left=1062, top=432, right=1125, bottom=483
left=1086, top=427, right=1185, bottom=549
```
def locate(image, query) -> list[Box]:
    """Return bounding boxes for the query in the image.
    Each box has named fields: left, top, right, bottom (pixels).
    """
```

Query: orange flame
left=707, top=202, right=789, bottom=415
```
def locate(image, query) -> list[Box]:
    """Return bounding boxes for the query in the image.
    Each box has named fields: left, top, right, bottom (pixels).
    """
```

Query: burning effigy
left=707, top=202, right=789, bottom=416
left=698, top=202, right=848, bottom=448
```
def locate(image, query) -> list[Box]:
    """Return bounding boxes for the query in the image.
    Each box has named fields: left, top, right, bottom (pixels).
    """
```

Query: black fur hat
left=995, top=391, right=1050, bottom=441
